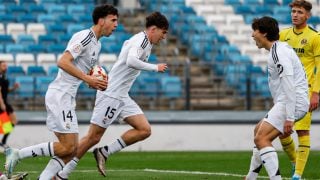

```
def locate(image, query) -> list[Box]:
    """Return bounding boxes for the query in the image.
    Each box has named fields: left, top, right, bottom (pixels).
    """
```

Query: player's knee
left=91, top=135, right=102, bottom=145
left=139, top=127, right=151, bottom=140
left=254, top=135, right=263, bottom=148
left=61, top=144, right=77, bottom=156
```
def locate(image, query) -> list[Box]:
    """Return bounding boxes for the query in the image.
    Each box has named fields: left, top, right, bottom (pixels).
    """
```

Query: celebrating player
left=245, top=16, right=309, bottom=180
left=4, top=4, right=118, bottom=179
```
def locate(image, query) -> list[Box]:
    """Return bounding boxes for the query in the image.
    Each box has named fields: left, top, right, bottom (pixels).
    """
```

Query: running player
left=4, top=4, right=118, bottom=179
left=53, top=11, right=169, bottom=179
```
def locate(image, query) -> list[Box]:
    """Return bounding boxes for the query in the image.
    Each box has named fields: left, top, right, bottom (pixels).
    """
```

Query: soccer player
left=245, top=16, right=309, bottom=180
left=279, top=1, right=320, bottom=179
left=4, top=4, right=118, bottom=179
left=0, top=61, right=20, bottom=149
left=54, top=11, right=169, bottom=179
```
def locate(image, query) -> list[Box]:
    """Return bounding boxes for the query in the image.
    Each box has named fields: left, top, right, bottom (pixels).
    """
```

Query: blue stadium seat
left=282, top=0, right=292, bottom=5
left=0, top=0, right=16, bottom=6
left=148, top=54, right=157, bottom=63
left=219, top=44, right=241, bottom=55
left=78, top=83, right=96, bottom=97
left=38, top=34, right=56, bottom=46
left=234, top=5, right=254, bottom=15
left=19, top=0, right=37, bottom=8
left=273, top=6, right=291, bottom=15
left=243, top=0, right=261, bottom=5
left=7, top=66, right=25, bottom=77
left=139, top=76, right=159, bottom=98
left=57, top=34, right=72, bottom=46
left=77, top=15, right=92, bottom=27
left=160, top=76, right=182, bottom=98
left=5, top=44, right=25, bottom=54
left=0, top=45, right=3, bottom=53
left=14, top=76, right=34, bottom=98
left=27, top=65, right=47, bottom=76
left=0, top=35, right=14, bottom=44
left=16, top=34, right=35, bottom=46
left=46, top=24, right=66, bottom=37
left=255, top=76, right=271, bottom=98
left=263, top=0, right=279, bottom=6
left=67, top=24, right=84, bottom=35
left=0, top=15, right=17, bottom=24
left=0, top=5, right=5, bottom=14
left=58, top=14, right=77, bottom=27
left=17, top=14, right=37, bottom=24
left=67, top=5, right=86, bottom=16
left=37, top=14, right=56, bottom=26
left=40, top=0, right=59, bottom=8
left=129, top=81, right=141, bottom=96
left=46, top=44, right=65, bottom=54
left=253, top=6, right=273, bottom=15
left=26, top=44, right=47, bottom=54
left=47, top=65, right=58, bottom=76
left=28, top=4, right=47, bottom=15
left=225, top=0, right=241, bottom=5
left=35, top=76, right=54, bottom=96
left=7, top=5, right=26, bottom=16
left=47, top=4, right=66, bottom=17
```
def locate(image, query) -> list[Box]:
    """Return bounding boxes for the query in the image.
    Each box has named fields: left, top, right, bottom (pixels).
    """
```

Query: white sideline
left=16, top=169, right=303, bottom=179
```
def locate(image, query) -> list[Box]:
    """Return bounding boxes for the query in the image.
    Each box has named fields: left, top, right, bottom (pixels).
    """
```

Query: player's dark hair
left=146, top=11, right=169, bottom=30
left=92, top=4, right=118, bottom=25
left=252, top=16, right=279, bottom=41
left=290, top=0, right=312, bottom=12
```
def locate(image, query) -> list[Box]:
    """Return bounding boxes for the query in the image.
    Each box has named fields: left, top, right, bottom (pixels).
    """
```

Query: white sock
left=101, top=138, right=126, bottom=157
left=246, top=147, right=262, bottom=180
left=57, top=157, right=79, bottom=179
left=39, top=156, right=65, bottom=180
left=19, top=142, right=54, bottom=159
left=260, top=147, right=281, bottom=180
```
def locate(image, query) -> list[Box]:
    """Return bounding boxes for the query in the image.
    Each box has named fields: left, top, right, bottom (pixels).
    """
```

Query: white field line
left=17, top=169, right=309, bottom=180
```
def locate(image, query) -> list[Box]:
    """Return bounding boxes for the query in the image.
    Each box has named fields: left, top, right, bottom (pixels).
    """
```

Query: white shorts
left=46, top=88, right=78, bottom=133
left=90, top=92, right=143, bottom=128
left=264, top=102, right=307, bottom=134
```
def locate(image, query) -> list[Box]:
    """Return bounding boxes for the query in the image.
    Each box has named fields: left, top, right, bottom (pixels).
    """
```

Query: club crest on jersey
left=300, top=39, right=307, bottom=45
left=72, top=44, right=82, bottom=54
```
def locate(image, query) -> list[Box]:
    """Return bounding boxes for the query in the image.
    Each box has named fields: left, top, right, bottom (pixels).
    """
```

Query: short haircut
left=290, top=0, right=312, bottom=12
left=146, top=11, right=169, bottom=30
left=252, top=16, right=279, bottom=41
left=92, top=4, right=118, bottom=25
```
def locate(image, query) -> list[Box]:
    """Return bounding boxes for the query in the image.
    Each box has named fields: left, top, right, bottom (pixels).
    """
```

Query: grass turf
left=3, top=151, right=319, bottom=179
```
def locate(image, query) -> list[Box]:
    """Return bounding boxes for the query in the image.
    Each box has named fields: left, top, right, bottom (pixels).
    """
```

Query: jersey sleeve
left=312, top=34, right=320, bottom=92
left=65, top=31, right=90, bottom=59
left=126, top=37, right=157, bottom=71
left=277, top=48, right=294, bottom=78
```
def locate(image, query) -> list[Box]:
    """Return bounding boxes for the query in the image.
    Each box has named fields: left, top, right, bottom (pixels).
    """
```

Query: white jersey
left=268, top=41, right=309, bottom=118
left=103, top=31, right=158, bottom=99
left=49, top=28, right=101, bottom=97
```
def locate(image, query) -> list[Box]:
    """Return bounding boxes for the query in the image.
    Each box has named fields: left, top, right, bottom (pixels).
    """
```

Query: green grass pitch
left=3, top=151, right=319, bottom=179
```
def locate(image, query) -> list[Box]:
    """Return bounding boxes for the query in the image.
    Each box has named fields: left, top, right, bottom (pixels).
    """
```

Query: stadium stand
left=5, top=0, right=313, bottom=110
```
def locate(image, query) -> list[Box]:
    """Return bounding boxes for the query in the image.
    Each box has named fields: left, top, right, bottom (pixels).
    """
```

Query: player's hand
left=283, top=120, right=294, bottom=136
left=309, top=92, right=319, bottom=112
left=85, top=74, right=108, bottom=91
left=157, top=63, right=168, bottom=73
